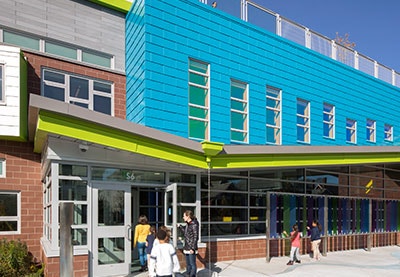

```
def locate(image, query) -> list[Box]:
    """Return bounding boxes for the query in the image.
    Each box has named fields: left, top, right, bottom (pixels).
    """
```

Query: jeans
left=289, top=246, right=300, bottom=261
left=185, top=253, right=197, bottom=277
left=137, top=241, right=147, bottom=266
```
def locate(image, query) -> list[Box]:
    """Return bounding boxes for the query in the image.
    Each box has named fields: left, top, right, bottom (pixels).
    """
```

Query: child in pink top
left=284, top=224, right=301, bottom=265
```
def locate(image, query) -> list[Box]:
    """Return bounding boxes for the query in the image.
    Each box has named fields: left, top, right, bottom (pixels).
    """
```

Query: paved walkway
left=130, top=246, right=400, bottom=277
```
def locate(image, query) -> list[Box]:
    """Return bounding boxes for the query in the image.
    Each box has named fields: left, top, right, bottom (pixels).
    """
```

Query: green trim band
left=89, top=0, right=132, bottom=13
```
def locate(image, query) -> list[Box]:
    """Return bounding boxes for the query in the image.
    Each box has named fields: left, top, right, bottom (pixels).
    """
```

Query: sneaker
left=286, top=261, right=294, bottom=265
left=295, top=260, right=301, bottom=264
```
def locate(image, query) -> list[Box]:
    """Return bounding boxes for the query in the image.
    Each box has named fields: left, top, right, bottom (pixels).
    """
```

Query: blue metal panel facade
left=126, top=0, right=400, bottom=146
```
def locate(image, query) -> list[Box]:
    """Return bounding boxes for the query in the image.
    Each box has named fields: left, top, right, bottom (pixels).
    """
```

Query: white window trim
left=346, top=119, right=357, bottom=144
left=366, top=119, right=376, bottom=143
left=384, top=124, right=393, bottom=142
left=296, top=99, right=310, bottom=143
left=323, top=103, right=335, bottom=139
left=266, top=86, right=282, bottom=145
left=230, top=80, right=248, bottom=143
left=0, top=63, right=4, bottom=104
left=0, top=191, right=21, bottom=235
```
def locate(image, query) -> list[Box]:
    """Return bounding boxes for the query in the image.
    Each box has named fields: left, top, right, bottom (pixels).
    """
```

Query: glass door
left=92, top=183, right=132, bottom=276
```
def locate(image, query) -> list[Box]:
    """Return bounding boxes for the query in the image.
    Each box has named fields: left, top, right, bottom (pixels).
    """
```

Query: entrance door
left=92, top=183, right=132, bottom=276
left=165, top=183, right=178, bottom=247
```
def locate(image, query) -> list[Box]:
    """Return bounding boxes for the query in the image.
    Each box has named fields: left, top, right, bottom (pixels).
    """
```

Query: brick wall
left=23, top=51, right=126, bottom=120
left=0, top=140, right=42, bottom=259
left=41, top=254, right=88, bottom=277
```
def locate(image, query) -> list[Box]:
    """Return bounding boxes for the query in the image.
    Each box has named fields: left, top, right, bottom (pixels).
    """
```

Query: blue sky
left=210, top=0, right=400, bottom=72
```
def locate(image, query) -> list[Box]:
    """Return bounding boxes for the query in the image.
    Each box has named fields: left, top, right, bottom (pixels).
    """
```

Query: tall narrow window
left=366, top=119, right=376, bottom=143
left=266, top=86, right=281, bottom=145
left=384, top=124, right=393, bottom=142
left=230, top=80, right=248, bottom=143
left=346, top=118, right=357, bottom=144
left=188, top=59, right=209, bottom=140
left=0, top=65, right=3, bottom=102
left=323, top=103, right=335, bottom=139
left=0, top=191, right=20, bottom=234
left=296, top=99, right=310, bottom=143
left=0, top=159, right=5, bottom=178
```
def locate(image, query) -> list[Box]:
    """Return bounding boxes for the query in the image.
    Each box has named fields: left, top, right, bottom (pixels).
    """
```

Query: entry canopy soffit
left=28, top=94, right=400, bottom=170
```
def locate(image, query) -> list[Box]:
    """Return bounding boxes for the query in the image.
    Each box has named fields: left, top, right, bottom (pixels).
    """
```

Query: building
left=1, top=0, right=400, bottom=276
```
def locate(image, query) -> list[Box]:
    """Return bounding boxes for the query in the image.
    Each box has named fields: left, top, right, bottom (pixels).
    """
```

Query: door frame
left=90, top=182, right=132, bottom=277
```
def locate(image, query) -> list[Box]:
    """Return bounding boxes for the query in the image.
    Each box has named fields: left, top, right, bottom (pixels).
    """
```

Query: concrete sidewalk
left=200, top=246, right=400, bottom=277
left=131, top=246, right=400, bottom=277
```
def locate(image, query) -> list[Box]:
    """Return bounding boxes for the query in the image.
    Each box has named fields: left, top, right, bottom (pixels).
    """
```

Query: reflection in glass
left=98, top=190, right=124, bottom=226
left=98, top=237, right=124, bottom=264
left=177, top=186, right=196, bottom=203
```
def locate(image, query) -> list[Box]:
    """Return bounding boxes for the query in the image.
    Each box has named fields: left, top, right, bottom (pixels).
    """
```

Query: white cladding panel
left=0, top=45, right=21, bottom=137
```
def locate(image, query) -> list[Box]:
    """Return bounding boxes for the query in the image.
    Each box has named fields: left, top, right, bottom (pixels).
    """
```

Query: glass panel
left=82, top=51, right=111, bottom=68
left=98, top=237, right=124, bottom=264
left=189, top=72, right=208, bottom=86
left=189, top=106, right=208, bottom=119
left=0, top=193, right=17, bottom=216
left=189, top=60, right=208, bottom=74
left=189, top=119, right=207, bottom=140
left=94, top=81, right=112, bottom=94
left=72, top=228, right=87, bottom=246
left=0, top=66, right=3, bottom=101
left=250, top=223, right=266, bottom=234
left=43, top=84, right=65, bottom=101
left=59, top=180, right=87, bottom=201
left=166, top=190, right=173, bottom=226
left=177, top=186, right=196, bottom=203
left=169, top=173, right=196, bottom=184
left=59, top=164, right=88, bottom=177
left=3, top=31, right=40, bottom=50
left=91, top=168, right=165, bottom=184
left=231, top=112, right=246, bottom=129
left=98, top=190, right=124, bottom=226
left=231, top=99, right=246, bottom=111
left=44, top=70, right=65, bottom=84
left=231, top=130, right=247, bottom=142
left=70, top=77, right=89, bottom=99
left=0, top=221, right=17, bottom=232
left=74, top=204, right=87, bottom=224
left=45, top=41, right=77, bottom=59
left=231, top=82, right=246, bottom=100
left=94, top=94, right=111, bottom=115
left=189, top=86, right=207, bottom=106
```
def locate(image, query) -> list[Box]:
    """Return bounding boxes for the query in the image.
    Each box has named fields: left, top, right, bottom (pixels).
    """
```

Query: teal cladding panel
left=126, top=0, right=400, bottom=146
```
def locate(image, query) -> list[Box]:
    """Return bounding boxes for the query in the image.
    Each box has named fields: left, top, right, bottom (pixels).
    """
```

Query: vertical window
left=230, top=80, right=248, bottom=143
left=323, top=103, right=335, bottom=139
left=0, top=191, right=20, bottom=234
left=346, top=118, right=357, bottom=144
left=384, top=124, right=393, bottom=142
left=0, top=64, right=3, bottom=103
left=188, top=59, right=209, bottom=140
left=366, top=119, right=376, bottom=143
left=296, top=99, right=310, bottom=143
left=0, top=159, right=5, bottom=178
left=266, top=86, right=281, bottom=145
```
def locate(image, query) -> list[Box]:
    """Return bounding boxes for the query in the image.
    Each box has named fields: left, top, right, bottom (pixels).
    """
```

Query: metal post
left=323, top=196, right=328, bottom=256
left=60, top=202, right=74, bottom=277
left=367, top=199, right=372, bottom=251
left=266, top=192, right=271, bottom=262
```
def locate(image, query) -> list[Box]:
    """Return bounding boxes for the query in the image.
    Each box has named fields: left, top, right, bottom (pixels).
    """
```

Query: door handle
left=126, top=224, right=132, bottom=241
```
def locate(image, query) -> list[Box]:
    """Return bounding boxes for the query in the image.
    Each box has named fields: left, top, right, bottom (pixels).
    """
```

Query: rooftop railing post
left=60, top=202, right=74, bottom=277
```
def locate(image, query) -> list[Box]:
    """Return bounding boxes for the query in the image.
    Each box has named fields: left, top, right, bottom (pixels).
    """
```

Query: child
left=283, top=224, right=301, bottom=265
left=148, top=229, right=180, bottom=277
left=307, top=219, right=322, bottom=261
left=145, top=226, right=156, bottom=270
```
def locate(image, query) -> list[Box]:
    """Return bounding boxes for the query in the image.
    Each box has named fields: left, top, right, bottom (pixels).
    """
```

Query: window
left=296, top=99, right=310, bottom=143
left=0, top=64, right=3, bottom=103
left=266, top=86, right=281, bottom=145
left=230, top=80, right=248, bottom=143
left=188, top=59, right=209, bottom=140
left=2, top=29, right=113, bottom=69
left=0, top=159, right=5, bottom=178
left=323, top=103, right=335, bottom=139
left=384, top=124, right=393, bottom=142
left=366, top=119, right=376, bottom=143
left=0, top=191, right=20, bottom=234
left=346, top=118, right=357, bottom=144
left=42, top=68, right=113, bottom=115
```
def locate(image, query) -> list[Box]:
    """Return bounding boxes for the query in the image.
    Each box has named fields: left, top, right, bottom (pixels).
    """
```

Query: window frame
left=323, top=103, right=335, bottom=139
left=188, top=58, right=210, bottom=141
left=384, top=124, right=393, bottom=142
left=230, top=79, right=248, bottom=143
left=0, top=63, right=4, bottom=104
left=266, top=86, right=282, bottom=145
left=346, top=118, right=357, bottom=144
left=296, top=98, right=310, bottom=143
left=0, top=158, right=5, bottom=178
left=366, top=119, right=376, bottom=143
left=41, top=68, right=114, bottom=116
left=0, top=191, right=21, bottom=234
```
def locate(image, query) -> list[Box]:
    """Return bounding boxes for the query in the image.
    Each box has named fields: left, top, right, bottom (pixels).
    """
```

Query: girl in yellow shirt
left=134, top=215, right=151, bottom=271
